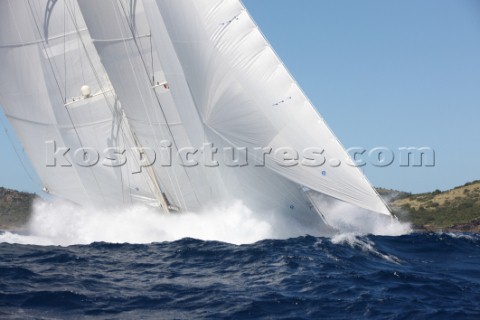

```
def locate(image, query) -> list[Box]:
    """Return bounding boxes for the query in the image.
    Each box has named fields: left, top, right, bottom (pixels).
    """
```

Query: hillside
left=386, top=181, right=480, bottom=232
left=0, top=187, right=36, bottom=229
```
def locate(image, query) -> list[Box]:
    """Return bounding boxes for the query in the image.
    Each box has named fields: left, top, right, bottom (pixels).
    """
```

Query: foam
left=0, top=196, right=411, bottom=246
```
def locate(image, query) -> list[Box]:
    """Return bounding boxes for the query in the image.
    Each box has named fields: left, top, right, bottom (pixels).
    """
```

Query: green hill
left=385, top=181, right=480, bottom=232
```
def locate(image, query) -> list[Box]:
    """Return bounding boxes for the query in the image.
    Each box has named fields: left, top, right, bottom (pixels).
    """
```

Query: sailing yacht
left=0, top=0, right=391, bottom=232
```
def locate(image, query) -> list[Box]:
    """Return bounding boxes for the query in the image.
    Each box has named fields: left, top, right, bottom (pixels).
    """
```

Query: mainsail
left=0, top=0, right=391, bottom=223
left=76, top=0, right=223, bottom=212
left=0, top=0, right=169, bottom=208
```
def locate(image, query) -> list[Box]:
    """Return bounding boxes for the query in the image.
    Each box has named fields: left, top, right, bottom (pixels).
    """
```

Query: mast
left=129, top=128, right=171, bottom=213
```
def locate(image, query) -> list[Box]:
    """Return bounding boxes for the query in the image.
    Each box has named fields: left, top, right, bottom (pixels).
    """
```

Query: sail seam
left=91, top=34, right=150, bottom=43
left=0, top=28, right=87, bottom=48
left=6, top=113, right=112, bottom=128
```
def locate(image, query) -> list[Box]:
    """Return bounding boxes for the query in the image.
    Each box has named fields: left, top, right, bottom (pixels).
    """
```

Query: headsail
left=140, top=0, right=391, bottom=215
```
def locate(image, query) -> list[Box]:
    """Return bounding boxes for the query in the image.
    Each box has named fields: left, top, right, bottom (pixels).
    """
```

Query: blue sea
left=1, top=232, right=480, bottom=319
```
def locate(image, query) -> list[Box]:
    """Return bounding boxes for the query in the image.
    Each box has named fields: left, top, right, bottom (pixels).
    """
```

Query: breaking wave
left=0, top=197, right=411, bottom=246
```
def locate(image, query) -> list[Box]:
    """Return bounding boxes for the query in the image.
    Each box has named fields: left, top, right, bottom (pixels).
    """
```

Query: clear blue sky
left=1, top=0, right=479, bottom=194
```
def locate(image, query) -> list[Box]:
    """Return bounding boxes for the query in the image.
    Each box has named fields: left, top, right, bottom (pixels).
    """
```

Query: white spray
left=0, top=196, right=411, bottom=246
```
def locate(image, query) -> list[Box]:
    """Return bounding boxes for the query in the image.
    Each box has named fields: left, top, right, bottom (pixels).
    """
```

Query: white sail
left=0, top=0, right=389, bottom=223
left=0, top=0, right=87, bottom=204
left=143, top=0, right=390, bottom=216
left=0, top=0, right=160, bottom=207
left=74, top=0, right=329, bottom=227
left=77, top=0, right=224, bottom=212
left=122, top=0, right=334, bottom=226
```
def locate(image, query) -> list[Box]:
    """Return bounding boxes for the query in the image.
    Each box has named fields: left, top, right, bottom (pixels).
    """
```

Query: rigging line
left=63, top=2, right=135, bottom=190
left=65, top=3, right=117, bottom=145
left=110, top=1, right=177, bottom=211
left=65, top=2, right=129, bottom=138
left=113, top=1, right=186, bottom=211
left=303, top=189, right=332, bottom=228
left=110, top=100, right=137, bottom=205
left=7, top=0, right=90, bottom=198
left=155, top=4, right=306, bottom=207
left=118, top=1, right=201, bottom=209
left=149, top=32, right=154, bottom=84
left=67, top=7, right=172, bottom=210
left=236, top=2, right=389, bottom=214
left=26, top=0, right=64, bottom=106
left=64, top=2, right=168, bottom=209
left=31, top=0, right=106, bottom=203
left=71, top=1, right=86, bottom=85
left=29, top=0, right=84, bottom=147
left=7, top=0, right=25, bottom=46
left=117, top=131, right=126, bottom=205
left=131, top=129, right=171, bottom=213
left=26, top=1, right=88, bottom=150
left=63, top=1, right=67, bottom=103
left=0, top=114, right=42, bottom=188
left=110, top=100, right=127, bottom=204
left=112, top=99, right=129, bottom=204
left=129, top=0, right=137, bottom=33
left=64, top=102, right=108, bottom=205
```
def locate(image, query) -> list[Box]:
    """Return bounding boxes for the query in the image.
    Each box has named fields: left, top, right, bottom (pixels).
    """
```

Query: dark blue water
left=1, top=233, right=480, bottom=319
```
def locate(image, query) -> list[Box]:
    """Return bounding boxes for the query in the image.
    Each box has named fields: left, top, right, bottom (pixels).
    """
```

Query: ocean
left=1, top=202, right=480, bottom=319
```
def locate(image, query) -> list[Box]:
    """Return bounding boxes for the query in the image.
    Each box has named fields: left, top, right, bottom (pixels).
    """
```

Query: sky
left=1, top=0, right=480, bottom=194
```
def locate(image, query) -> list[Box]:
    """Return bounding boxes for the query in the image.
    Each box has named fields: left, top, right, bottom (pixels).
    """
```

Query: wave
left=0, top=233, right=479, bottom=319
left=0, top=198, right=411, bottom=246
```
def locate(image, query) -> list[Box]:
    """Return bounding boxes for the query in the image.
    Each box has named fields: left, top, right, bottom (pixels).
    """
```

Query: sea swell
left=1, top=234, right=480, bottom=319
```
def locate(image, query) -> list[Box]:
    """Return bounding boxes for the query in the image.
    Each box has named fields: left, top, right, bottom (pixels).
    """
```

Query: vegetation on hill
left=384, top=180, right=480, bottom=232
left=0, top=187, right=36, bottom=229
